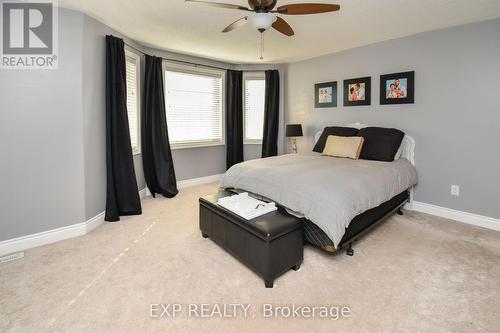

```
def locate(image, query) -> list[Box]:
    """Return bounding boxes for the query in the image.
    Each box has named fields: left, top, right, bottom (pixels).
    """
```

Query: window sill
left=171, top=142, right=225, bottom=150
left=243, top=141, right=263, bottom=145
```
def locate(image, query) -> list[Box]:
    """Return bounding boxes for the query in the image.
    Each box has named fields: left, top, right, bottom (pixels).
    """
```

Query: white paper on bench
left=217, top=192, right=277, bottom=220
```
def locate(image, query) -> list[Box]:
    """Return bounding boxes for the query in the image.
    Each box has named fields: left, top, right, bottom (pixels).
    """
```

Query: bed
left=220, top=123, right=418, bottom=253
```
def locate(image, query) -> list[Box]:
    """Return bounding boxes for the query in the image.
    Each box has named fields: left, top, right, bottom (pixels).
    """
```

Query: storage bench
left=199, top=190, right=303, bottom=288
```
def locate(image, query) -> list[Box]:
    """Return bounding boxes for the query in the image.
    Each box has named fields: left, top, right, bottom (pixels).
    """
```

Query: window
left=125, top=49, right=141, bottom=154
left=243, top=73, right=265, bottom=144
left=163, top=62, right=225, bottom=149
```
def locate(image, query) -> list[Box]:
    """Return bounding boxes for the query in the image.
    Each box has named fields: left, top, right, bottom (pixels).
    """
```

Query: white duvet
left=220, top=152, right=418, bottom=247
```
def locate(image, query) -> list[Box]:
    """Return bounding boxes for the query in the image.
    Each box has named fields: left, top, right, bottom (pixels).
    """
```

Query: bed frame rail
left=338, top=194, right=408, bottom=256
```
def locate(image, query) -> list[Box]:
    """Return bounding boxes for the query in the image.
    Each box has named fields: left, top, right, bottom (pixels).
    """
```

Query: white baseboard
left=0, top=222, right=86, bottom=257
left=177, top=174, right=223, bottom=189
left=138, top=173, right=222, bottom=195
left=405, top=201, right=500, bottom=232
left=0, top=174, right=223, bottom=257
left=85, top=211, right=105, bottom=233
left=0, top=210, right=109, bottom=256
left=139, top=187, right=150, bottom=199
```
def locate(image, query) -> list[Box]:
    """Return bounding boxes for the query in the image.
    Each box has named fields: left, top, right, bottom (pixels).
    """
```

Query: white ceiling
left=59, top=0, right=500, bottom=64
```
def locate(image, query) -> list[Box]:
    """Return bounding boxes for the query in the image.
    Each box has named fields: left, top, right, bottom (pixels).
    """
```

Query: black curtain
left=262, top=70, right=280, bottom=158
left=105, top=35, right=142, bottom=222
left=226, top=70, right=243, bottom=169
left=142, top=55, right=178, bottom=198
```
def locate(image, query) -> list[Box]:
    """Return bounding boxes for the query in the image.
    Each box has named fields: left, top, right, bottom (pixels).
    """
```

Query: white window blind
left=244, top=74, right=265, bottom=144
left=164, top=64, right=224, bottom=148
left=125, top=51, right=140, bottom=154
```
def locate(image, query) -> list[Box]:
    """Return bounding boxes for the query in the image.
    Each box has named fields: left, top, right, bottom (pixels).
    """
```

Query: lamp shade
left=286, top=124, right=303, bottom=137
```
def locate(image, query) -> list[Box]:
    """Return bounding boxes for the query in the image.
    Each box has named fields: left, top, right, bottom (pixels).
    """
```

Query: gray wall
left=82, top=14, right=106, bottom=221
left=285, top=18, right=500, bottom=219
left=0, top=10, right=86, bottom=240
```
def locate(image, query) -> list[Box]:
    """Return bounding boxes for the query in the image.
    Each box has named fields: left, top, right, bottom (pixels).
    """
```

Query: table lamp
left=286, top=124, right=303, bottom=153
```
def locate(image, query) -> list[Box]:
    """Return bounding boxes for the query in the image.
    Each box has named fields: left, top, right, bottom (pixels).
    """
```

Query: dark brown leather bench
left=199, top=190, right=303, bottom=288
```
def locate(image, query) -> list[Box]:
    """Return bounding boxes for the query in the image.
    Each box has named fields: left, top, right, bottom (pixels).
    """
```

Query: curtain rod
left=124, top=41, right=267, bottom=73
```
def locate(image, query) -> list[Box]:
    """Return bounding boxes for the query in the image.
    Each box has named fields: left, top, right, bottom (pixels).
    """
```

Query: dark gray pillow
left=313, top=127, right=359, bottom=153
left=358, top=127, right=405, bottom=161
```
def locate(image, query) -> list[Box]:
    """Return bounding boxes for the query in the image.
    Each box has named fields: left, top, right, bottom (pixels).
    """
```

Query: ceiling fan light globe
left=248, top=12, right=277, bottom=31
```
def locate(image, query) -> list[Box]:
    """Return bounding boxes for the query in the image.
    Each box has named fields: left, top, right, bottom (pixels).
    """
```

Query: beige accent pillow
left=322, top=135, right=365, bottom=160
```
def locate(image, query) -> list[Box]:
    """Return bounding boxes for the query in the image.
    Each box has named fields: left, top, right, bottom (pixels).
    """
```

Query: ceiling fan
left=185, top=0, right=340, bottom=36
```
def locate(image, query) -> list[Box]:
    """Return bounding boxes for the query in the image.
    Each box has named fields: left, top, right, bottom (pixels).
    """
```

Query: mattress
left=220, top=152, right=417, bottom=247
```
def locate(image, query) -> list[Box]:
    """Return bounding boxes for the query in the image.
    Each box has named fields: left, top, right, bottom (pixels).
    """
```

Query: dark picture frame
left=343, top=77, right=371, bottom=106
left=314, top=81, right=337, bottom=108
left=380, top=71, right=415, bottom=105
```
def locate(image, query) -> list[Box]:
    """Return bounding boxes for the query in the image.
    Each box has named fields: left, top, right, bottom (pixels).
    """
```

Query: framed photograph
left=314, top=81, right=337, bottom=108
left=343, top=77, right=371, bottom=106
left=380, top=71, right=415, bottom=105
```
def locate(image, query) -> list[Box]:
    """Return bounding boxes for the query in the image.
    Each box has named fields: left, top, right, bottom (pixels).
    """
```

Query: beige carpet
left=1, top=182, right=500, bottom=333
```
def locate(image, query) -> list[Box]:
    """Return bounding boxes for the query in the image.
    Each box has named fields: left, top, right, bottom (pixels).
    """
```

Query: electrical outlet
left=451, top=185, right=460, bottom=196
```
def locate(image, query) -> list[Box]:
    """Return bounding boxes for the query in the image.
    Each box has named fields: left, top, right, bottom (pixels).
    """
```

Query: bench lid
left=200, top=191, right=302, bottom=241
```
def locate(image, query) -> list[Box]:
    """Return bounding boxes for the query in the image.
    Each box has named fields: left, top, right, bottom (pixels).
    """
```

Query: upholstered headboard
left=314, top=122, right=415, bottom=167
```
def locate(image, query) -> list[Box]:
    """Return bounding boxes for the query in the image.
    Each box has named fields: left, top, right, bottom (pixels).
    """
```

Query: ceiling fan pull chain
left=260, top=33, right=264, bottom=60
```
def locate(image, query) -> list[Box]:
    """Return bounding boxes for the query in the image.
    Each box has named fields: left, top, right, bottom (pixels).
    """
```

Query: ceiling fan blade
left=222, top=16, right=248, bottom=32
left=275, top=3, right=340, bottom=15
left=272, top=17, right=294, bottom=36
left=185, top=0, right=250, bottom=11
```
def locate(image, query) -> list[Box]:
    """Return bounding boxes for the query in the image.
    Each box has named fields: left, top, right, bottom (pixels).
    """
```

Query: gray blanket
left=220, top=153, right=417, bottom=247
